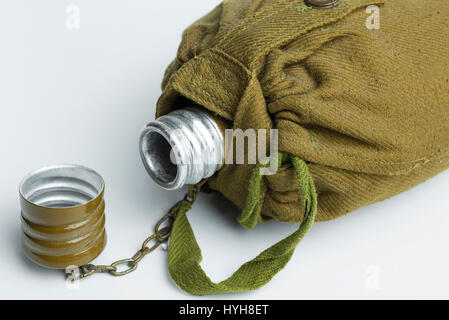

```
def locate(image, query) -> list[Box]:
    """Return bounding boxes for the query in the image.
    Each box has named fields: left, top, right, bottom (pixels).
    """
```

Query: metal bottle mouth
left=139, top=108, right=224, bottom=190
left=139, top=124, right=184, bottom=190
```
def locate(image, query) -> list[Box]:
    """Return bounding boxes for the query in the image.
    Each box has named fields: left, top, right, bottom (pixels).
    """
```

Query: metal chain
left=69, top=183, right=203, bottom=281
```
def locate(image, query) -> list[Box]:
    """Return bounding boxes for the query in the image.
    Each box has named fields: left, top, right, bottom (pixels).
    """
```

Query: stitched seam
left=172, top=79, right=233, bottom=119
left=182, top=49, right=251, bottom=117
left=209, top=49, right=251, bottom=73
left=248, top=0, right=385, bottom=69
left=190, top=53, right=245, bottom=102
left=184, top=55, right=232, bottom=114
left=216, top=0, right=294, bottom=49
left=218, top=2, right=299, bottom=61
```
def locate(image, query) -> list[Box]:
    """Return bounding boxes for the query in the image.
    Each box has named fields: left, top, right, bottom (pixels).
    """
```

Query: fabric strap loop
left=167, top=153, right=317, bottom=295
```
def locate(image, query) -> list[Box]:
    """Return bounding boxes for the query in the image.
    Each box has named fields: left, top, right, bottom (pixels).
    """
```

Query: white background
left=1, top=0, right=449, bottom=300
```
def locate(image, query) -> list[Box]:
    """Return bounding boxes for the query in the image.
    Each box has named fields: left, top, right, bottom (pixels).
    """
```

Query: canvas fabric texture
left=157, top=0, right=449, bottom=224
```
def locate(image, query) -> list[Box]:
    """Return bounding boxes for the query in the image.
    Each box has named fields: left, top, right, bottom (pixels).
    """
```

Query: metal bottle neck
left=139, top=108, right=224, bottom=190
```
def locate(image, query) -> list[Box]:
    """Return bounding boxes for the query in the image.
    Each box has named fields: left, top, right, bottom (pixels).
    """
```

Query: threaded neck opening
left=139, top=108, right=224, bottom=190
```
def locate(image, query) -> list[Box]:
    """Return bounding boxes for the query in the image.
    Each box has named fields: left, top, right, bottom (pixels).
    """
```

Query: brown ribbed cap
left=19, top=165, right=107, bottom=269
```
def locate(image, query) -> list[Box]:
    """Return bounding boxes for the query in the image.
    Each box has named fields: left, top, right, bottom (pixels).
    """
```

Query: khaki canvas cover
left=157, top=0, right=449, bottom=295
left=158, top=0, right=449, bottom=223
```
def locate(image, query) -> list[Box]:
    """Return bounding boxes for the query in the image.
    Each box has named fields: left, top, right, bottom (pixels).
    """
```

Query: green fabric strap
left=167, top=153, right=317, bottom=295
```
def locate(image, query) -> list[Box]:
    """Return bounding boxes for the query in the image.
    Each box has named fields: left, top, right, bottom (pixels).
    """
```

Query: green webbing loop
left=167, top=153, right=317, bottom=295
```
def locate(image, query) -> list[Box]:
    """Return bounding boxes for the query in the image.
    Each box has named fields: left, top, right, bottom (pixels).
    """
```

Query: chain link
left=69, top=183, right=204, bottom=282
